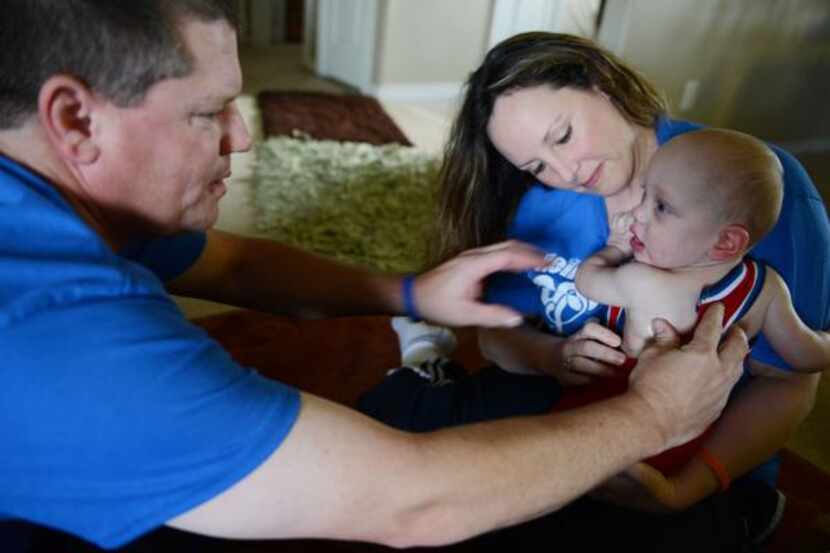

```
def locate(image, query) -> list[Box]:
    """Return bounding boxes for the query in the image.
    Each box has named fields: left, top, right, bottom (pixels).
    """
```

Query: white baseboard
left=372, top=82, right=465, bottom=103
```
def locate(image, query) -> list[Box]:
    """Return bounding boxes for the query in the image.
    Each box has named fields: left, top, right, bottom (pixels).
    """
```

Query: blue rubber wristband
left=401, top=274, right=422, bottom=321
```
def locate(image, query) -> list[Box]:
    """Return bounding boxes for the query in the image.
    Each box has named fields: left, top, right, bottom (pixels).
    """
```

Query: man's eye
left=556, top=125, right=572, bottom=145
left=532, top=163, right=545, bottom=176
left=655, top=200, right=667, bottom=214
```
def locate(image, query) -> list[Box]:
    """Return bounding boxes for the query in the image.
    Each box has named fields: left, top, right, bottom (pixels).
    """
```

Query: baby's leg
left=357, top=317, right=561, bottom=431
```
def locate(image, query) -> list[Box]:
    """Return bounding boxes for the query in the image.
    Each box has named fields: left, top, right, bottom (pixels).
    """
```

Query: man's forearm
left=170, top=391, right=665, bottom=547
left=170, top=230, right=403, bottom=317
left=227, top=239, right=402, bottom=318
left=170, top=231, right=544, bottom=327
left=406, top=395, right=665, bottom=543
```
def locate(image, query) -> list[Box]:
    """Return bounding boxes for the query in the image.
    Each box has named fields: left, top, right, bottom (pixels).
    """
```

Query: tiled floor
left=179, top=43, right=828, bottom=474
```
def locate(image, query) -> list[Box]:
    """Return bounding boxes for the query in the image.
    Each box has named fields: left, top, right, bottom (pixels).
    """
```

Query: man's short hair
left=0, top=0, right=237, bottom=130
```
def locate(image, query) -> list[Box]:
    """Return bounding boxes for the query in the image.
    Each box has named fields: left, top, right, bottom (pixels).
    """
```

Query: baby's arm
left=575, top=246, right=630, bottom=307
left=576, top=246, right=661, bottom=309
left=575, top=210, right=639, bottom=306
left=757, top=269, right=830, bottom=373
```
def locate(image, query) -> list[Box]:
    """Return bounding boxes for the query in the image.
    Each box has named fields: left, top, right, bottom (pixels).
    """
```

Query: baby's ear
left=710, top=224, right=750, bottom=261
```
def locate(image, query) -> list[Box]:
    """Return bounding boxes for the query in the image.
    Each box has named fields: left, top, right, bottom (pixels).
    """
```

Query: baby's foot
left=391, top=316, right=457, bottom=367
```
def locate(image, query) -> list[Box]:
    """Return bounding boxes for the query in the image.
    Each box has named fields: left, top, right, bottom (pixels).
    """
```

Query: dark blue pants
left=358, top=363, right=562, bottom=431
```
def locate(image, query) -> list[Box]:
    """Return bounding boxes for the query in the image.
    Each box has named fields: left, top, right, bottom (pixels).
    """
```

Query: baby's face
left=630, top=149, right=721, bottom=269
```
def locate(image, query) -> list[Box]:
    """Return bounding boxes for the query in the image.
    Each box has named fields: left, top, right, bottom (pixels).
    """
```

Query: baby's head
left=631, top=128, right=783, bottom=269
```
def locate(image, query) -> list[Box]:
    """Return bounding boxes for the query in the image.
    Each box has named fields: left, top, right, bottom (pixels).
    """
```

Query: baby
left=571, top=128, right=829, bottom=475
left=576, top=128, right=829, bottom=374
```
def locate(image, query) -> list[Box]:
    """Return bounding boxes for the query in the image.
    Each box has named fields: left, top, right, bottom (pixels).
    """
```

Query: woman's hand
left=478, top=322, right=624, bottom=384
left=556, top=319, right=627, bottom=385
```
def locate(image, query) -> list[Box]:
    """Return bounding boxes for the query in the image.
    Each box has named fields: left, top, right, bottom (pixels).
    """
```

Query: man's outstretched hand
left=413, top=240, right=546, bottom=328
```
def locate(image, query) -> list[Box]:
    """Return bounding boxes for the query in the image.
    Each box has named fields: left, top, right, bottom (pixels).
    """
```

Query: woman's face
left=487, top=85, right=641, bottom=198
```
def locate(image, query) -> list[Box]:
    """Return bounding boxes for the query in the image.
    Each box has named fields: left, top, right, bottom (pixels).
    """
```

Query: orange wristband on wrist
left=699, top=447, right=731, bottom=492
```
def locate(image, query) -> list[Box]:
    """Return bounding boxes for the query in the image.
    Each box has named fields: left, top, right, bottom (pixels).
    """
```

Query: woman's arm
left=601, top=368, right=819, bottom=513
left=478, top=322, right=625, bottom=384
left=666, top=370, right=819, bottom=510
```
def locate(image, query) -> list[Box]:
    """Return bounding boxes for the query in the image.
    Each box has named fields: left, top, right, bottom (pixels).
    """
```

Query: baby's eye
left=655, top=200, right=668, bottom=214
left=531, top=163, right=545, bottom=177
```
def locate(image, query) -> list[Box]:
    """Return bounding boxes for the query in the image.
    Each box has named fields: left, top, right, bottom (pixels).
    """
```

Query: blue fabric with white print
left=486, top=186, right=610, bottom=334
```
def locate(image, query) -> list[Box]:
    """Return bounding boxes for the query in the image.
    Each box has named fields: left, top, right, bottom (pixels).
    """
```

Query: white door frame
left=489, top=0, right=604, bottom=47
left=315, top=0, right=380, bottom=92
left=489, top=0, right=564, bottom=48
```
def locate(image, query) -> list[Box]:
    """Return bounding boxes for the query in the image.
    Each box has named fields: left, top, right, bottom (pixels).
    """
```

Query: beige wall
left=598, top=0, right=830, bottom=192
left=376, top=0, right=492, bottom=85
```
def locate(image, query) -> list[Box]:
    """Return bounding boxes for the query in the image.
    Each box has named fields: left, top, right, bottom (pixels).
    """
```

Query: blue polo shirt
left=0, top=155, right=301, bottom=549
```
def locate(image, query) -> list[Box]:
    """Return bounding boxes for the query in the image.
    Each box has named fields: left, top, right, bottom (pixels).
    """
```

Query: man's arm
left=167, top=230, right=545, bottom=327
left=169, top=305, right=747, bottom=547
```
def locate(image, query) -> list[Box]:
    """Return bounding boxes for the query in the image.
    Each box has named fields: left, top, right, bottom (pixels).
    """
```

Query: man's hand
left=628, top=304, right=748, bottom=452
left=413, top=240, right=546, bottom=328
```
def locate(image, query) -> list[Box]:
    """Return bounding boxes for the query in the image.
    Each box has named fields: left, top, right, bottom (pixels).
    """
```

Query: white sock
left=391, top=316, right=457, bottom=367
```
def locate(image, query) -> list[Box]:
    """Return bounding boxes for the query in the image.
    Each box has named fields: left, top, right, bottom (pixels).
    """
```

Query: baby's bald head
left=659, top=128, right=783, bottom=249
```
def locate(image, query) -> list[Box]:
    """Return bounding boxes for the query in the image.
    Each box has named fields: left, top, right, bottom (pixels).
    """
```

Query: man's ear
left=710, top=224, right=750, bottom=261
left=37, top=75, right=101, bottom=165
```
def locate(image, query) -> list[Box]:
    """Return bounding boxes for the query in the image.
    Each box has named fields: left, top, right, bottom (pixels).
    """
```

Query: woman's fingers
left=569, top=336, right=626, bottom=367
left=576, top=321, right=622, bottom=348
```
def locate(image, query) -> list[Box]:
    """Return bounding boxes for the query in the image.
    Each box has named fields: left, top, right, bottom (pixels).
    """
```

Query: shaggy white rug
left=252, top=135, right=440, bottom=273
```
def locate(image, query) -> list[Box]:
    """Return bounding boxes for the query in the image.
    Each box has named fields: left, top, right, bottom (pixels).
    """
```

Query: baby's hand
left=607, top=211, right=635, bottom=254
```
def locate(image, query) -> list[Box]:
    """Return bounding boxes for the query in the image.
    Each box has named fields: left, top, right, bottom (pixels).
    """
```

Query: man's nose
left=221, top=102, right=252, bottom=155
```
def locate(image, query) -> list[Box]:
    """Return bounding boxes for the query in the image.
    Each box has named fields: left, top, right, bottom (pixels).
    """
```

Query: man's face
left=88, top=18, right=251, bottom=236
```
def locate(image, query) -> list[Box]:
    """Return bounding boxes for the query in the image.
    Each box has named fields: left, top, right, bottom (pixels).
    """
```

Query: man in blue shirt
left=0, top=1, right=747, bottom=549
